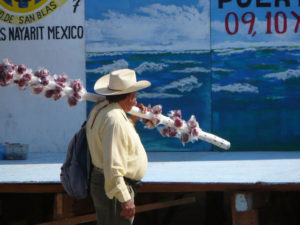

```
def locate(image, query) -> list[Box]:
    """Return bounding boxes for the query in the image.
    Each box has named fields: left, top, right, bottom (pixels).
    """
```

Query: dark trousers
left=90, top=169, right=134, bottom=225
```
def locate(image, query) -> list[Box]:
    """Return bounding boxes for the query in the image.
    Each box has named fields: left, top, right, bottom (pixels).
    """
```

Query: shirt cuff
left=106, top=177, right=132, bottom=203
left=114, top=184, right=132, bottom=203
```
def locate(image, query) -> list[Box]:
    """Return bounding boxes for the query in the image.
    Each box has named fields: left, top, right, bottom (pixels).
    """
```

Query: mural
left=86, top=0, right=300, bottom=151
left=211, top=1, right=300, bottom=150
left=85, top=0, right=212, bottom=151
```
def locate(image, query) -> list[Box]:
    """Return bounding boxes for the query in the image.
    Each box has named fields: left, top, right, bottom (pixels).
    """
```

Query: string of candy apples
left=129, top=105, right=230, bottom=150
left=0, top=59, right=230, bottom=150
left=0, top=58, right=89, bottom=106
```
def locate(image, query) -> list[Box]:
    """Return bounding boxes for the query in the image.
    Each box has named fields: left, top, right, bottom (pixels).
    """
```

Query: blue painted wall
left=86, top=1, right=300, bottom=151
left=211, top=1, right=300, bottom=151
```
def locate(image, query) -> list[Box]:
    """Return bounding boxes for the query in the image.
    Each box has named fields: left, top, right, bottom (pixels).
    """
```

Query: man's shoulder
left=106, top=106, right=126, bottom=123
left=105, top=104, right=128, bottom=123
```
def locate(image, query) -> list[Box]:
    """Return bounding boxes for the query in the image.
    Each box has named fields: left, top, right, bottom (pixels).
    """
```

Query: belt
left=93, top=167, right=142, bottom=191
left=124, top=177, right=142, bottom=192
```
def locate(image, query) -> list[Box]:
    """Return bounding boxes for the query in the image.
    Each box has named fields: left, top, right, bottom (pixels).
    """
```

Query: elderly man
left=86, top=68, right=151, bottom=225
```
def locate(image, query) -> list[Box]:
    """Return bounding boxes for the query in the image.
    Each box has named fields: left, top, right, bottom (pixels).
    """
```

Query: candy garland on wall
left=0, top=59, right=231, bottom=150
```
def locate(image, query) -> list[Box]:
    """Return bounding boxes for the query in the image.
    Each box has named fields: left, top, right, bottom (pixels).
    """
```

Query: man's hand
left=129, top=103, right=149, bottom=123
left=120, top=199, right=135, bottom=219
left=130, top=103, right=157, bottom=128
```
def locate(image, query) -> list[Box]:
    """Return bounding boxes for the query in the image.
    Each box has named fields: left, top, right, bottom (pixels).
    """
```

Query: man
left=86, top=68, right=151, bottom=225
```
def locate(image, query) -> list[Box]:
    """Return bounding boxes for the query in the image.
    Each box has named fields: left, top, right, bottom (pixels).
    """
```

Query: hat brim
left=94, top=73, right=151, bottom=96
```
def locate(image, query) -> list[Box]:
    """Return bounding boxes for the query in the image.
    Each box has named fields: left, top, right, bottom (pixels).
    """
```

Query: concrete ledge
left=1, top=151, right=300, bottom=192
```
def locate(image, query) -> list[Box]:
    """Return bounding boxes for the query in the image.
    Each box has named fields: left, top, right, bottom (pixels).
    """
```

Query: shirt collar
left=111, top=102, right=128, bottom=121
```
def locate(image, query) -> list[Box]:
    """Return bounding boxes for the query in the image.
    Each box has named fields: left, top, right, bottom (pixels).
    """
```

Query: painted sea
left=212, top=46, right=300, bottom=151
left=86, top=46, right=300, bottom=151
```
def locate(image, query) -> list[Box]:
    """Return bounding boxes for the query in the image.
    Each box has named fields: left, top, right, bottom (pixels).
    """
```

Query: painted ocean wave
left=155, top=75, right=203, bottom=93
left=287, top=53, right=300, bottom=57
left=172, top=67, right=210, bottom=73
left=142, top=50, right=209, bottom=55
left=264, top=69, right=300, bottom=81
left=274, top=46, right=300, bottom=52
left=162, top=59, right=203, bottom=65
left=212, top=67, right=233, bottom=73
left=212, top=83, right=259, bottom=94
left=86, top=51, right=125, bottom=58
left=86, top=59, right=129, bottom=74
left=135, top=62, right=168, bottom=74
left=214, top=48, right=257, bottom=56
left=87, top=50, right=209, bottom=57
left=138, top=92, right=182, bottom=99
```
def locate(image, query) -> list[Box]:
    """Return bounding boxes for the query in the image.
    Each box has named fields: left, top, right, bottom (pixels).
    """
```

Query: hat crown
left=94, top=68, right=151, bottom=96
left=109, top=69, right=136, bottom=91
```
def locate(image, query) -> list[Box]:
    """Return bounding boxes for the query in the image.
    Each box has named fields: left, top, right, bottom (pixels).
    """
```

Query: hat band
left=107, top=86, right=123, bottom=91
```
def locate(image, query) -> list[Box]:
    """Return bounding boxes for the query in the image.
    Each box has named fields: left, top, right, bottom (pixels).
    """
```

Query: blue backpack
left=60, top=103, right=107, bottom=199
left=60, top=121, right=93, bottom=199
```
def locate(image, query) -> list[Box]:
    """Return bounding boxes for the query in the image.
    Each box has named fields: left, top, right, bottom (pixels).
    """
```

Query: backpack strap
left=90, top=104, right=108, bottom=129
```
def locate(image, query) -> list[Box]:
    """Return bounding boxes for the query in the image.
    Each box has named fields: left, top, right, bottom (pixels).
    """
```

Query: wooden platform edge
left=1, top=182, right=300, bottom=193
left=0, top=183, right=65, bottom=193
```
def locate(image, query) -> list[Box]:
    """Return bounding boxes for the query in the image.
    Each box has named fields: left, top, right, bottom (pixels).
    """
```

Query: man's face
left=124, top=92, right=137, bottom=112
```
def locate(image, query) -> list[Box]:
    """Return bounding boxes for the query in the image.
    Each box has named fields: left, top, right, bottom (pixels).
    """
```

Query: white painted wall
left=0, top=1, right=86, bottom=152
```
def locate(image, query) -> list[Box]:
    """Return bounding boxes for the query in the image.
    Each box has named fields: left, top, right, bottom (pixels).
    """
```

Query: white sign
left=0, top=0, right=86, bottom=152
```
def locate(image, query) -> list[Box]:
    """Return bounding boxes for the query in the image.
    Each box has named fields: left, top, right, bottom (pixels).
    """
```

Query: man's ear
left=126, top=93, right=134, bottom=101
left=125, top=93, right=131, bottom=101
left=119, top=93, right=131, bottom=105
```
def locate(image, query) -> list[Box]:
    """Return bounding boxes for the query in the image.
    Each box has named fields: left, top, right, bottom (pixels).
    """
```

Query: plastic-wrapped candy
left=168, top=127, right=177, bottom=137
left=53, top=93, right=62, bottom=101
left=54, top=74, right=68, bottom=83
left=70, top=80, right=82, bottom=92
left=187, top=115, right=199, bottom=129
left=191, top=127, right=200, bottom=137
left=67, top=96, right=78, bottom=106
left=40, top=77, right=49, bottom=86
left=45, top=90, right=54, bottom=98
left=34, top=69, right=50, bottom=79
left=32, top=86, right=44, bottom=94
left=151, top=115, right=160, bottom=126
left=69, top=79, right=84, bottom=101
left=73, top=92, right=82, bottom=100
left=169, top=109, right=182, bottom=119
left=180, top=133, right=190, bottom=143
left=0, top=71, right=13, bottom=87
left=54, top=79, right=66, bottom=89
left=18, top=73, right=32, bottom=89
left=0, top=61, right=15, bottom=87
left=158, top=126, right=169, bottom=136
left=174, top=117, right=183, bottom=128
left=17, top=65, right=26, bottom=74
left=152, top=104, right=162, bottom=114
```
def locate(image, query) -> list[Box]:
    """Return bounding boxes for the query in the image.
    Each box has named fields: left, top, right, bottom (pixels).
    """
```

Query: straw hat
left=94, top=68, right=151, bottom=96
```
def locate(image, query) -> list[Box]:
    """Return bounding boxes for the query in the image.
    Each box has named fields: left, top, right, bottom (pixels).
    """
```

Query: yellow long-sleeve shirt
left=86, top=100, right=148, bottom=203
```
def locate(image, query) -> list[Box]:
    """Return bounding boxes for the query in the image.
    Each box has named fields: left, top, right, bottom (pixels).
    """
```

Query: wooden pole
left=37, top=196, right=196, bottom=225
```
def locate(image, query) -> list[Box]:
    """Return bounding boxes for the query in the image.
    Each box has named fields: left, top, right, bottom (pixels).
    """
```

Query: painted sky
left=85, top=0, right=209, bottom=51
left=86, top=0, right=300, bottom=51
